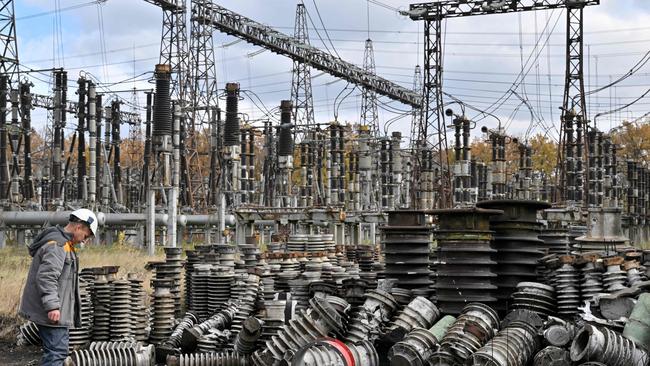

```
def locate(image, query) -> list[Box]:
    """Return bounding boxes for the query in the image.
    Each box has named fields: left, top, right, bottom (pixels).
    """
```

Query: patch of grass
left=0, top=243, right=165, bottom=341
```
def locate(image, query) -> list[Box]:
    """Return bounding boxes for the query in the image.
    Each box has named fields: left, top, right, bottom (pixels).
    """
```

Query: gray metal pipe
left=0, top=211, right=169, bottom=227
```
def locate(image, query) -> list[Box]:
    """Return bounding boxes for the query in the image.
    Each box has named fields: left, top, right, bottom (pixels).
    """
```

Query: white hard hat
left=70, top=208, right=98, bottom=236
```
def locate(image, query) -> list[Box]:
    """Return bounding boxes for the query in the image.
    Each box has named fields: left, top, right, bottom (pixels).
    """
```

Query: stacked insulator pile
left=382, top=211, right=432, bottom=298
left=69, top=279, right=93, bottom=350
left=510, top=282, right=556, bottom=318
left=230, top=274, right=260, bottom=338
left=581, top=255, right=604, bottom=302
left=162, top=247, right=183, bottom=318
left=16, top=321, right=40, bottom=347
left=555, top=256, right=581, bottom=316
left=66, top=341, right=154, bottom=366
left=207, top=266, right=233, bottom=314
left=149, top=279, right=175, bottom=345
left=92, top=274, right=112, bottom=341
left=189, top=264, right=211, bottom=319
left=387, top=315, right=455, bottom=366
left=570, top=324, right=650, bottom=366
left=109, top=280, right=133, bottom=340
left=180, top=302, right=239, bottom=353
left=429, top=302, right=500, bottom=365
left=287, top=234, right=308, bottom=252
left=471, top=320, right=541, bottom=366
left=346, top=282, right=398, bottom=343
left=259, top=298, right=293, bottom=348
left=251, top=296, right=347, bottom=365
left=432, top=207, right=501, bottom=315
left=602, top=256, right=628, bottom=292
left=234, top=317, right=264, bottom=355
left=128, top=274, right=148, bottom=342
left=476, top=199, right=550, bottom=312
left=384, top=296, right=440, bottom=342
left=289, top=339, right=379, bottom=366
left=166, top=351, right=250, bottom=366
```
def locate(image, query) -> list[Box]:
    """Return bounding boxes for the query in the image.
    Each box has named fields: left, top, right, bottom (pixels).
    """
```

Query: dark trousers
left=36, top=324, right=69, bottom=366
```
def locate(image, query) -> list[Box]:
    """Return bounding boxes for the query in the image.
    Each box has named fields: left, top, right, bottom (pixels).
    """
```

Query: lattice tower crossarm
left=194, top=3, right=422, bottom=107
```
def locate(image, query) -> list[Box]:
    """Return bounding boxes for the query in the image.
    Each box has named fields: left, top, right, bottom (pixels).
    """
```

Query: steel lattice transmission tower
left=360, top=39, right=379, bottom=136
left=406, top=0, right=600, bottom=209
left=145, top=0, right=191, bottom=103
left=0, top=0, right=18, bottom=86
left=290, top=3, right=315, bottom=130
left=183, top=0, right=220, bottom=209
left=557, top=4, right=589, bottom=205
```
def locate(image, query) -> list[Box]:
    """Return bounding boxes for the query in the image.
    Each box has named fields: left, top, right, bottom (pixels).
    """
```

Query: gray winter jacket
left=19, top=226, right=81, bottom=328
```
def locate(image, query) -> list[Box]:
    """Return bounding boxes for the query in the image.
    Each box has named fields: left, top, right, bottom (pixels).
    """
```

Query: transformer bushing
left=68, top=279, right=93, bottom=350
left=277, top=100, right=294, bottom=206
left=289, top=339, right=379, bottom=366
left=157, top=247, right=183, bottom=318
left=384, top=296, right=440, bottom=343
left=601, top=256, right=628, bottom=292
left=554, top=256, right=581, bottom=316
left=476, top=199, right=551, bottom=312
left=382, top=211, right=432, bottom=296
left=471, top=320, right=541, bottom=366
left=570, top=324, right=650, bottom=366
left=166, top=351, right=250, bottom=366
left=158, top=312, right=199, bottom=356
left=534, top=346, right=571, bottom=366
left=510, top=282, right=556, bottom=318
left=149, top=279, right=176, bottom=345
left=428, top=302, right=500, bottom=365
left=581, top=256, right=604, bottom=303
left=93, top=275, right=112, bottom=341
left=431, top=207, right=501, bottom=315
left=234, top=317, right=264, bottom=355
left=623, top=293, right=650, bottom=352
left=251, top=297, right=346, bottom=365
left=110, top=280, right=133, bottom=340
left=180, top=301, right=239, bottom=353
left=387, top=315, right=455, bottom=366
left=224, top=82, right=241, bottom=147
left=207, top=266, right=234, bottom=315
left=66, top=341, right=155, bottom=366
left=153, top=64, right=172, bottom=149
left=230, top=274, right=261, bottom=338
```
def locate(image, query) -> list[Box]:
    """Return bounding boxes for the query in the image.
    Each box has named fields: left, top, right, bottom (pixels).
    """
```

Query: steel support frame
left=557, top=5, right=589, bottom=206
left=416, top=17, right=451, bottom=209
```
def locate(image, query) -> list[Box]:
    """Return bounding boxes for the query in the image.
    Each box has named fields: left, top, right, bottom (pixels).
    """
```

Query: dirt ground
left=0, top=341, right=40, bottom=365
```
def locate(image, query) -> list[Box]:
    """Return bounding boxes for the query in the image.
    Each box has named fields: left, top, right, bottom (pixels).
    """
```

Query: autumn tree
left=528, top=133, right=557, bottom=176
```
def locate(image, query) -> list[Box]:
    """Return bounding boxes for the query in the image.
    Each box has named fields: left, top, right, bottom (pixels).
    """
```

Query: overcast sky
left=14, top=0, right=650, bottom=144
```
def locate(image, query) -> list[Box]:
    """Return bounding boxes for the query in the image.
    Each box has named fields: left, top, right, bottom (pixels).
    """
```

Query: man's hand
left=47, top=309, right=60, bottom=324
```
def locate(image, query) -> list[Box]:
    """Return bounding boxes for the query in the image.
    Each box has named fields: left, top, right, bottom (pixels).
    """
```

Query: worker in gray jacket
left=19, top=208, right=98, bottom=366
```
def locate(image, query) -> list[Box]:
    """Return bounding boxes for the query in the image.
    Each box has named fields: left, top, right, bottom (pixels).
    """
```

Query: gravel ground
left=0, top=341, right=40, bottom=366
